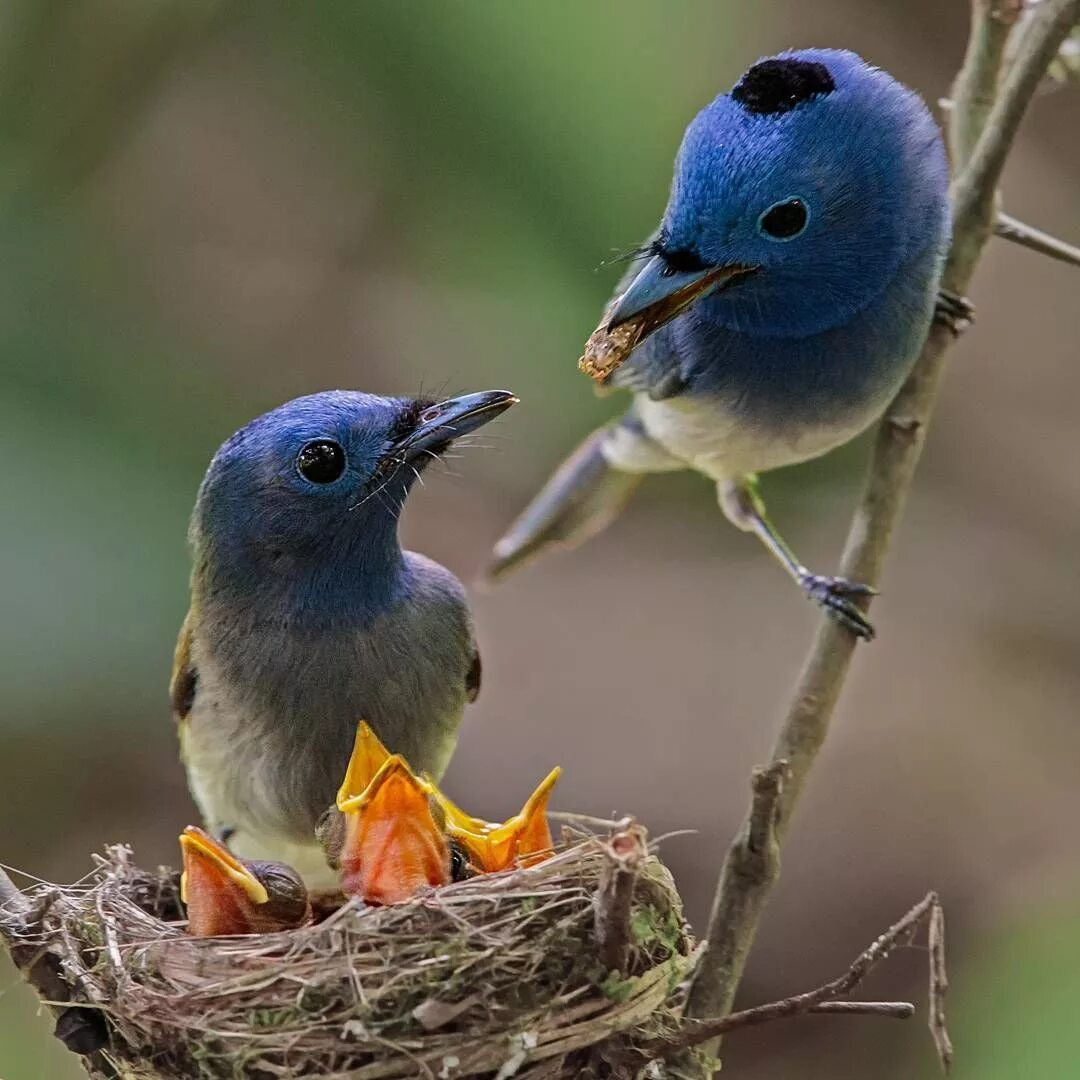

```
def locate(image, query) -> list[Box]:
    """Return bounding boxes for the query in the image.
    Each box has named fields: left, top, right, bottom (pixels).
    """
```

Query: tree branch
left=928, top=897, right=953, bottom=1070
left=814, top=1001, right=914, bottom=1017
left=684, top=0, right=1080, bottom=1060
left=994, top=211, right=1080, bottom=267
left=0, top=864, right=32, bottom=924
left=949, top=0, right=1022, bottom=168
left=643, top=893, right=941, bottom=1059
left=951, top=0, right=1080, bottom=272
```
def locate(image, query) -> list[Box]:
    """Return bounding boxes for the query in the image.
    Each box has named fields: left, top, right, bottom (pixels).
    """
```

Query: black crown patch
left=731, top=58, right=835, bottom=115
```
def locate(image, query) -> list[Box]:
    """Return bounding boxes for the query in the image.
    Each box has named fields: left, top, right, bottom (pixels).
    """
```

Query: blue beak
left=606, top=254, right=757, bottom=333
left=393, top=390, right=518, bottom=458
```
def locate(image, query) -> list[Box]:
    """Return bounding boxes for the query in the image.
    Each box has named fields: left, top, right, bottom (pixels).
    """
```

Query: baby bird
left=489, top=50, right=954, bottom=639
left=432, top=767, right=560, bottom=874
left=173, top=389, right=517, bottom=889
left=179, top=826, right=310, bottom=936
left=318, top=722, right=560, bottom=901
left=318, top=733, right=456, bottom=905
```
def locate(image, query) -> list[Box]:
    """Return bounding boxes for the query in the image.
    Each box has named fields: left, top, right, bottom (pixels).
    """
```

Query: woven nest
left=12, top=825, right=698, bottom=1079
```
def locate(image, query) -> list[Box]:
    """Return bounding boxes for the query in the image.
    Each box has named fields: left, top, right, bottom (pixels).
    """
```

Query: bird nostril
left=420, top=406, right=442, bottom=424
left=661, top=248, right=710, bottom=274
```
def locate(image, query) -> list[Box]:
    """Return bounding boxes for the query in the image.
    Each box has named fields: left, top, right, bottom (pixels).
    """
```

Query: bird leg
left=719, top=477, right=876, bottom=641
left=933, top=289, right=975, bottom=336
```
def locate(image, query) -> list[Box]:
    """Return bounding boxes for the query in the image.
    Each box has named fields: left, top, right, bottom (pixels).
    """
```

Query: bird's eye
left=448, top=840, right=475, bottom=882
left=296, top=440, right=346, bottom=484
left=757, top=197, right=809, bottom=241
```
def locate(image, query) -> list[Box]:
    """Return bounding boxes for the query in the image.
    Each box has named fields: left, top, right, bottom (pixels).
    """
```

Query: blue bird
left=489, top=49, right=960, bottom=639
left=172, top=388, right=517, bottom=888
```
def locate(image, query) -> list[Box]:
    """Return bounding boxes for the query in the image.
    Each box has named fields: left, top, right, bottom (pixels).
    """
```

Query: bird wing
left=465, top=648, right=482, bottom=703
left=170, top=611, right=198, bottom=722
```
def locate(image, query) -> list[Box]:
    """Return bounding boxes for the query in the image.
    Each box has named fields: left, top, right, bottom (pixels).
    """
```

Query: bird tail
left=486, top=409, right=680, bottom=581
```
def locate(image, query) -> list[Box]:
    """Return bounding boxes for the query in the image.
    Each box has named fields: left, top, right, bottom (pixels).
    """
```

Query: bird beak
left=605, top=254, right=757, bottom=337
left=337, top=756, right=450, bottom=905
left=335, top=721, right=392, bottom=811
left=488, top=766, right=561, bottom=869
left=430, top=784, right=500, bottom=837
left=436, top=766, right=561, bottom=873
left=392, top=390, right=519, bottom=459
left=179, top=826, right=269, bottom=936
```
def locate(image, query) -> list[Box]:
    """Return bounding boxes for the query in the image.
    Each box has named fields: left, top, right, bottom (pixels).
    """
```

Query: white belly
left=180, top=660, right=339, bottom=891
left=634, top=393, right=874, bottom=481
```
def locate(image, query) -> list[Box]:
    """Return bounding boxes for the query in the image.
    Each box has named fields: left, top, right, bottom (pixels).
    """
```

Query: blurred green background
left=1, top=2, right=1078, bottom=1077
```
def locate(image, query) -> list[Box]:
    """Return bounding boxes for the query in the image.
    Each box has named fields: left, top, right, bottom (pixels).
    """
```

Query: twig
left=593, top=825, right=647, bottom=974
left=0, top=864, right=31, bottom=925
left=949, top=0, right=1022, bottom=168
left=682, top=763, right=787, bottom=1023
left=994, top=212, right=1080, bottom=267
left=683, top=0, right=1080, bottom=1064
left=951, top=0, right=1080, bottom=264
left=814, top=1001, right=914, bottom=1017
left=656, top=893, right=938, bottom=1056
left=928, top=897, right=953, bottom=1071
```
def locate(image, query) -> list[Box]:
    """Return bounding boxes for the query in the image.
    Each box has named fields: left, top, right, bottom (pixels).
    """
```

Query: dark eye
left=296, top=440, right=346, bottom=484
left=449, top=840, right=475, bottom=882
left=757, top=197, right=809, bottom=240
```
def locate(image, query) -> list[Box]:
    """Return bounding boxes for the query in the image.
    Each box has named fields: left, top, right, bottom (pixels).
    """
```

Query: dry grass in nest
left=8, top=825, right=696, bottom=1079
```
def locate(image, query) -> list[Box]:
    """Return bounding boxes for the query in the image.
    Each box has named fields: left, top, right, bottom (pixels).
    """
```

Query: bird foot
left=797, top=572, right=877, bottom=641
left=933, top=289, right=975, bottom=336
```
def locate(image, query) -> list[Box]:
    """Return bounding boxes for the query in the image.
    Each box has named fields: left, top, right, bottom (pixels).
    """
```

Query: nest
left=9, top=825, right=698, bottom=1080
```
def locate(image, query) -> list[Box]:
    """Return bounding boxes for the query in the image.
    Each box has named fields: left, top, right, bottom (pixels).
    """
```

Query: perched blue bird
left=489, top=49, right=960, bottom=638
left=172, top=389, right=517, bottom=887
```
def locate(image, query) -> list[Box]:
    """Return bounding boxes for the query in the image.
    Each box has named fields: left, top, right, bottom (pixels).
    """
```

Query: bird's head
left=191, top=389, right=517, bottom=596
left=179, top=826, right=310, bottom=936
left=608, top=49, right=949, bottom=341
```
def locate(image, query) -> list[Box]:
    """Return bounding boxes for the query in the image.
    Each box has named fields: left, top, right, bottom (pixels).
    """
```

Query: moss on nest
left=10, top=828, right=697, bottom=1079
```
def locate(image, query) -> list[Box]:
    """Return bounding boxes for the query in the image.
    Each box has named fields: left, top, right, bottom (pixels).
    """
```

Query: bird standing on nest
left=489, top=50, right=961, bottom=640
left=172, top=390, right=517, bottom=889
left=179, top=826, right=310, bottom=936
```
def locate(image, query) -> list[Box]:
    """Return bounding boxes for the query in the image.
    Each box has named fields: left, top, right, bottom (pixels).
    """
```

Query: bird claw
left=933, top=289, right=974, bottom=336
left=797, top=573, right=876, bottom=641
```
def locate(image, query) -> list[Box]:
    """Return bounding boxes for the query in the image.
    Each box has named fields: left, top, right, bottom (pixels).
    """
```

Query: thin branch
left=929, top=898, right=954, bottom=1071
left=684, top=0, right=1080, bottom=1063
left=951, top=0, right=1080, bottom=270
left=659, top=894, right=937, bottom=1055
left=949, top=0, right=1023, bottom=168
left=668, top=999, right=915, bottom=1045
left=994, top=212, right=1080, bottom=267
left=593, top=825, right=647, bottom=974
left=682, top=763, right=786, bottom=1021
left=814, top=1001, right=914, bottom=1017
left=0, top=864, right=31, bottom=925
